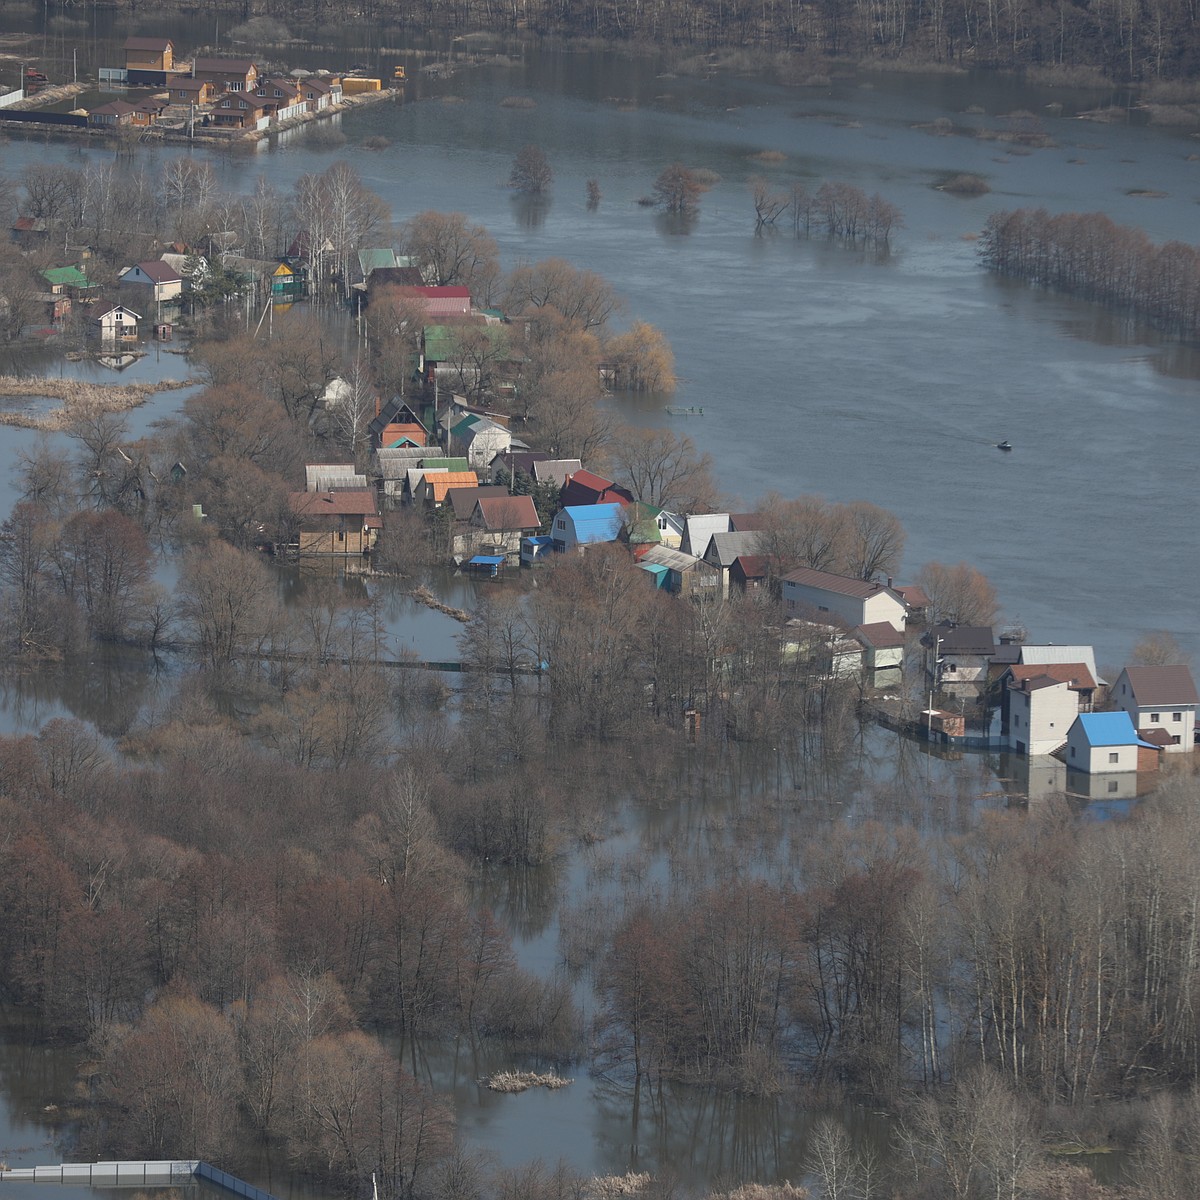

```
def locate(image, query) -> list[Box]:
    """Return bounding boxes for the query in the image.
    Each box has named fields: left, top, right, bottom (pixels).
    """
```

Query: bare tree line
left=751, top=178, right=902, bottom=247
left=980, top=206, right=1200, bottom=337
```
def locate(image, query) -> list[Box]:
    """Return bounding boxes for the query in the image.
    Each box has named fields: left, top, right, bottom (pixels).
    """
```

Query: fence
left=0, top=1159, right=282, bottom=1200
left=0, top=110, right=87, bottom=127
left=0, top=86, right=24, bottom=108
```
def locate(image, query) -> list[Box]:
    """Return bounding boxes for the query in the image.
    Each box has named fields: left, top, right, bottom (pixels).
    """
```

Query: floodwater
left=0, top=18, right=1186, bottom=1191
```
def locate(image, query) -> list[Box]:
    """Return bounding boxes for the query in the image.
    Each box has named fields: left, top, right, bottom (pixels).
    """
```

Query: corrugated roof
left=358, top=249, right=399, bottom=276
left=1121, top=665, right=1199, bottom=706
left=420, top=457, right=469, bottom=472
left=680, top=513, right=731, bottom=556
left=424, top=324, right=509, bottom=363
left=561, top=503, right=624, bottom=543
left=854, top=621, right=905, bottom=649
left=42, top=266, right=92, bottom=288
left=782, top=566, right=899, bottom=601
left=130, top=259, right=181, bottom=284
left=426, top=471, right=480, bottom=502
left=1020, top=645, right=1103, bottom=683
left=445, top=484, right=507, bottom=520
left=639, top=545, right=709, bottom=573
left=894, top=583, right=931, bottom=609
left=732, top=555, right=770, bottom=580
left=1075, top=711, right=1158, bottom=749
left=928, top=625, right=995, bottom=655
left=706, top=531, right=760, bottom=567
left=532, top=458, right=582, bottom=486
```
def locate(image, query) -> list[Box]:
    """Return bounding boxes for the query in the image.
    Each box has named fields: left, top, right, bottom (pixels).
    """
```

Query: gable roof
left=705, top=531, right=760, bottom=567
left=424, top=323, right=509, bottom=363
left=783, top=566, right=904, bottom=603
left=358, top=248, right=399, bottom=276
left=1074, top=711, right=1158, bottom=750
left=731, top=554, right=770, bottom=582
left=561, top=469, right=634, bottom=508
left=290, top=489, right=378, bottom=518
left=192, top=57, right=256, bottom=73
left=639, top=545, right=710, bottom=573
left=1005, top=662, right=1096, bottom=691
left=894, top=583, right=931, bottom=610
left=95, top=303, right=141, bottom=321
left=1020, top=644, right=1103, bottom=684
left=533, top=458, right=582, bottom=486
left=445, top=484, right=507, bottom=521
left=729, top=513, right=766, bottom=532
left=42, top=265, right=93, bottom=289
left=1120, top=665, right=1199, bottom=706
left=560, top=502, right=625, bottom=542
left=425, top=471, right=480, bottom=502
left=854, top=621, right=905, bottom=650
left=124, top=36, right=173, bottom=51
left=130, top=259, right=182, bottom=284
left=680, top=513, right=731, bottom=556
left=476, top=494, right=540, bottom=530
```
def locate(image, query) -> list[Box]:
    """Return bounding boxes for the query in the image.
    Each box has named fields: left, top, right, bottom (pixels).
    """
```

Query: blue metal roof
left=1076, top=711, right=1157, bottom=749
left=563, top=502, right=624, bottom=543
left=469, top=555, right=505, bottom=565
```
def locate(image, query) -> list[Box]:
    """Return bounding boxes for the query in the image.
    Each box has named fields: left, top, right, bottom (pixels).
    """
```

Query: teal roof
left=450, top=415, right=481, bottom=439
left=359, top=248, right=398, bottom=275
left=420, top=457, right=469, bottom=472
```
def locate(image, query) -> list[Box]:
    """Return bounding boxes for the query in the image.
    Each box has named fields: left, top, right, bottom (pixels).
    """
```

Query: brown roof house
left=782, top=567, right=908, bottom=633
left=124, top=36, right=175, bottom=84
left=119, top=260, right=184, bottom=304
left=191, top=57, right=258, bottom=92
left=853, top=621, right=905, bottom=686
left=1111, top=665, right=1198, bottom=754
left=289, top=490, right=380, bottom=556
left=459, top=494, right=541, bottom=560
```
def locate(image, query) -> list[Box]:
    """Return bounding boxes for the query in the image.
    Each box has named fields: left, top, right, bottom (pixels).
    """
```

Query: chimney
left=887, top=577, right=893, bottom=588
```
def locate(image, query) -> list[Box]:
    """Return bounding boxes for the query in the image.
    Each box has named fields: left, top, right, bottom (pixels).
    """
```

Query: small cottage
left=1062, top=711, right=1160, bottom=775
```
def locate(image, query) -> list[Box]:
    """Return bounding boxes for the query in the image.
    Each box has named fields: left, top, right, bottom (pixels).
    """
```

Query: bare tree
left=608, top=425, right=721, bottom=513
left=916, top=560, right=999, bottom=626
left=399, top=211, right=500, bottom=302
left=603, top=321, right=676, bottom=391
left=750, top=175, right=790, bottom=232
left=509, top=144, right=553, bottom=194
left=1131, top=629, right=1191, bottom=667
left=652, top=163, right=708, bottom=216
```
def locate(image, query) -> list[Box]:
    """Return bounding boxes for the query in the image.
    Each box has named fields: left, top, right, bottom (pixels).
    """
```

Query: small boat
left=664, top=405, right=704, bottom=416
left=996, top=440, right=1012, bottom=451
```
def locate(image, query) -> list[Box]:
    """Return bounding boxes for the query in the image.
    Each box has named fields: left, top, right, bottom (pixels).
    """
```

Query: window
left=1014, top=714, right=1020, bottom=726
left=1173, top=736, right=1182, bottom=745
left=947, top=663, right=957, bottom=673
left=1070, top=746, right=1076, bottom=759
left=231, top=81, right=243, bottom=91
left=1173, top=712, right=1183, bottom=722
left=1151, top=712, right=1160, bottom=723
left=1108, top=781, right=1119, bottom=793
left=274, top=88, right=282, bottom=97
left=555, top=519, right=565, bottom=530
left=239, top=100, right=247, bottom=109
left=1109, top=752, right=1119, bottom=764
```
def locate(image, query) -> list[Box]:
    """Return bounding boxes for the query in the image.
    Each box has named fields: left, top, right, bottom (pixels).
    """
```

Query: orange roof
left=425, top=471, right=479, bottom=502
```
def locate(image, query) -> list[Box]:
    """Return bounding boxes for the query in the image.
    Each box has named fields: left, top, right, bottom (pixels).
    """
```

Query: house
left=211, top=91, right=271, bottom=128
left=93, top=304, right=140, bottom=342
left=421, top=323, right=517, bottom=392
left=124, top=35, right=175, bottom=84
left=119, top=260, right=183, bottom=303
left=521, top=535, right=555, bottom=566
left=703, top=531, right=762, bottom=595
left=369, top=398, right=429, bottom=450
left=191, top=57, right=258, bottom=92
left=893, top=583, right=931, bottom=625
left=730, top=555, right=770, bottom=592
left=998, top=662, right=1097, bottom=740
left=445, top=484, right=509, bottom=523
left=924, top=623, right=995, bottom=699
left=853, top=621, right=905, bottom=680
left=637, top=545, right=720, bottom=598
left=782, top=620, right=864, bottom=678
left=418, top=471, right=480, bottom=507
left=559, top=469, right=634, bottom=509
left=408, top=285, right=472, bottom=318
left=301, top=78, right=340, bottom=111
left=376, top=447, right=427, bottom=500
left=449, top=414, right=511, bottom=470
left=550, top=503, right=625, bottom=553
left=782, top=567, right=907, bottom=633
left=466, top=494, right=542, bottom=559
left=254, top=78, right=306, bottom=122
left=41, top=266, right=97, bottom=297
left=490, top=451, right=551, bottom=483
left=289, top=489, right=380, bottom=556
left=1006, top=675, right=1078, bottom=756
left=87, top=100, right=140, bottom=128
left=40, top=292, right=71, bottom=323
left=1111, top=665, right=1198, bottom=754
left=1062, top=711, right=1160, bottom=775
left=11, top=217, right=49, bottom=245
left=680, top=513, right=731, bottom=557
left=533, top=459, right=582, bottom=489
left=271, top=262, right=303, bottom=300
left=170, top=76, right=216, bottom=106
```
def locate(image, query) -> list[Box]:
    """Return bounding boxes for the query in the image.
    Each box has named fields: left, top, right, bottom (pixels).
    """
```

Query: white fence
left=0, top=86, right=24, bottom=108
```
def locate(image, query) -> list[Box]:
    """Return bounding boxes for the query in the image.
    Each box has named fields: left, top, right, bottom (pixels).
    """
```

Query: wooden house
left=124, top=36, right=175, bottom=85
left=211, top=91, right=271, bottom=128
left=289, top=489, right=380, bottom=556
left=170, top=77, right=216, bottom=106
left=636, top=545, right=720, bottom=599
left=559, top=469, right=634, bottom=509
left=551, top=503, right=625, bottom=553
left=191, top=57, right=258, bottom=92
left=418, top=471, right=480, bottom=507
left=369, top=398, right=429, bottom=450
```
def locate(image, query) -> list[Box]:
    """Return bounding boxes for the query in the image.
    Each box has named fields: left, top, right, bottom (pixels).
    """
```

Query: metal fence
left=0, top=110, right=87, bottom=127
left=195, top=1162, right=283, bottom=1200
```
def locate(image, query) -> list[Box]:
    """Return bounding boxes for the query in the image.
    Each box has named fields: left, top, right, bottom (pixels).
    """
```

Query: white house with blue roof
left=551, top=503, right=625, bottom=553
left=1063, top=711, right=1160, bottom=775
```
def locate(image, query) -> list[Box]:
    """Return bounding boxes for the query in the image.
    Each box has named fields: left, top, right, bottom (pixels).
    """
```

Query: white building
left=1006, top=675, right=1078, bottom=756
left=1111, top=665, right=1198, bottom=753
left=781, top=567, right=907, bottom=633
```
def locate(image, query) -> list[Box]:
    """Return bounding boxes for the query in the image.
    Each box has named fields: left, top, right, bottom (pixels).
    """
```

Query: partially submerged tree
left=509, top=144, right=553, bottom=194
left=652, top=163, right=708, bottom=216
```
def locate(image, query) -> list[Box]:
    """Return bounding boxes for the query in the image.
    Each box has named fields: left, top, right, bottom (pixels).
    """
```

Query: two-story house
left=781, top=567, right=907, bottom=633
left=1111, top=665, right=1198, bottom=753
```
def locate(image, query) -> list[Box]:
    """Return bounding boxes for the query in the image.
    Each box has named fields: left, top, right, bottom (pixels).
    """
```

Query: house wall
left=674, top=565, right=721, bottom=598
left=782, top=580, right=905, bottom=632
left=297, top=527, right=374, bottom=555
left=1065, top=735, right=1139, bottom=774
left=1124, top=702, right=1195, bottom=753
left=1009, top=683, right=1077, bottom=756
left=938, top=653, right=990, bottom=699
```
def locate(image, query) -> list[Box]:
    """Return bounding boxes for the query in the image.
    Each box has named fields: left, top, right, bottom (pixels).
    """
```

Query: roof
left=42, top=266, right=93, bottom=288
left=476, top=495, right=540, bottom=530
left=12, top=217, right=48, bottom=234
left=894, top=583, right=931, bottom=609
left=192, top=57, right=257, bottom=73
left=1013, top=673, right=1070, bottom=693
left=412, top=285, right=471, bottom=299
left=1020, top=645, right=1103, bottom=684
left=425, top=472, right=480, bottom=502
left=95, top=304, right=141, bottom=320
left=368, top=266, right=424, bottom=288
left=305, top=464, right=366, bottom=492
left=560, top=469, right=634, bottom=508
left=358, top=249, right=399, bottom=276
left=124, top=36, right=174, bottom=51
left=290, top=489, right=379, bottom=518
left=130, top=259, right=182, bottom=284
left=369, top=398, right=427, bottom=440
left=731, top=554, right=770, bottom=581
left=729, top=513, right=766, bottom=532
left=469, top=555, right=505, bottom=566
left=533, top=458, right=582, bottom=486
left=1005, top=663, right=1096, bottom=691
left=1139, top=727, right=1177, bottom=747
left=706, top=531, right=760, bottom=567
left=783, top=566, right=903, bottom=602
left=420, top=457, right=469, bottom=472
left=445, top=484, right=507, bottom=521
left=639, top=545, right=711, bottom=573
left=854, top=622, right=905, bottom=650
left=560, top=503, right=624, bottom=542
left=91, top=100, right=139, bottom=117
left=1074, top=711, right=1158, bottom=750
left=680, top=513, right=731, bottom=556
left=927, top=624, right=995, bottom=655
left=171, top=77, right=212, bottom=93
left=424, top=323, right=509, bottom=363
left=1120, top=665, right=1199, bottom=706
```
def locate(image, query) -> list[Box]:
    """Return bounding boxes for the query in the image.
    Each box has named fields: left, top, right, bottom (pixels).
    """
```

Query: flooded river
left=0, top=17, right=1185, bottom=1191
